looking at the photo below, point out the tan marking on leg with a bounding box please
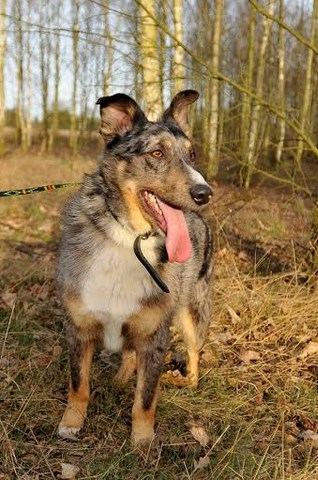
[114,349,136,385]
[131,365,159,447]
[171,307,200,388]
[58,340,94,439]
[59,340,94,429]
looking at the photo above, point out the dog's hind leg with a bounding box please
[162,307,200,389]
[114,348,136,385]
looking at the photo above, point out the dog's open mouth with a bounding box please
[140,190,192,263]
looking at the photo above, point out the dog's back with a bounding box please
[57,90,213,446]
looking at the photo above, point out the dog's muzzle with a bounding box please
[190,184,213,205]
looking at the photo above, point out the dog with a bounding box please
[57,90,213,446]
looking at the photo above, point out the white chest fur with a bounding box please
[81,239,157,351]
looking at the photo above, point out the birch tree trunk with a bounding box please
[15,0,27,149]
[39,0,50,153]
[158,0,167,105]
[244,0,275,188]
[295,0,318,168]
[0,0,6,156]
[240,4,255,179]
[49,1,60,152]
[275,0,286,166]
[206,0,224,180]
[69,0,79,155]
[103,0,113,96]
[25,0,32,151]
[172,0,185,95]
[139,0,162,120]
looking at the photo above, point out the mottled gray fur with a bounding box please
[57,90,213,445]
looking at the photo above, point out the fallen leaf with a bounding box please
[298,430,318,445]
[193,455,210,471]
[284,433,297,445]
[239,349,261,364]
[209,331,233,344]
[52,345,63,360]
[1,291,16,308]
[60,462,79,479]
[238,251,249,262]
[226,305,240,324]
[189,424,210,447]
[298,342,318,359]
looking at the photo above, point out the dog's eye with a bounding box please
[190,150,195,160]
[151,150,163,158]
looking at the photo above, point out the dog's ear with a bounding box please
[163,90,199,136]
[96,94,147,143]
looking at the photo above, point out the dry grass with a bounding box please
[1,151,318,479]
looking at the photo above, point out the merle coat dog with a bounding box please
[57,90,213,446]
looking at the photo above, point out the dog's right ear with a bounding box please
[96,94,147,143]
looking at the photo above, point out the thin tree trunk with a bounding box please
[131,1,142,104]
[39,3,50,154]
[25,0,32,151]
[172,0,184,95]
[295,0,318,168]
[49,1,60,152]
[240,4,255,179]
[206,0,224,180]
[0,0,6,156]
[275,0,286,166]
[244,0,275,188]
[15,0,27,149]
[103,0,113,96]
[69,0,79,155]
[158,0,167,104]
[139,0,162,120]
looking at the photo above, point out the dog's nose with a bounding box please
[190,184,213,205]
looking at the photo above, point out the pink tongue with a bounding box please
[157,198,192,263]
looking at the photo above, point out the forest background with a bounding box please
[1,1,318,479]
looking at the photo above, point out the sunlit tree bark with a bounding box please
[244,0,275,188]
[49,0,60,152]
[0,0,6,156]
[206,0,224,180]
[69,0,79,155]
[39,0,51,153]
[241,3,255,178]
[25,0,32,151]
[295,0,318,168]
[172,0,185,94]
[103,0,113,96]
[275,0,286,166]
[139,0,162,120]
[15,0,27,149]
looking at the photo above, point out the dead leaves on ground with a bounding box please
[187,420,211,475]
[59,463,80,480]
[188,421,210,448]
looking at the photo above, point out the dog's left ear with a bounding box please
[163,90,199,136]
[96,94,147,143]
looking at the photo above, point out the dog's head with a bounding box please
[96,91,212,263]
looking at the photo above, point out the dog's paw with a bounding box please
[57,424,80,441]
[161,370,198,389]
[131,429,155,448]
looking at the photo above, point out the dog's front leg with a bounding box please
[58,323,95,439]
[131,322,170,447]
